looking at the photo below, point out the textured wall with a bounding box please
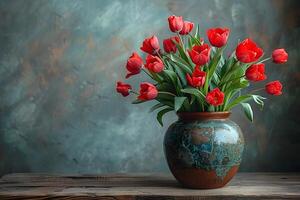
[0,0,299,176]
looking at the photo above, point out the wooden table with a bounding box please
[0,173,299,199]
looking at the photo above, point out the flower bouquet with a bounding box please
[116,15,287,125]
[115,15,288,189]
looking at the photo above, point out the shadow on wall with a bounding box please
[0,0,299,176]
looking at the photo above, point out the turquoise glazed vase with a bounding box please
[164,112,244,189]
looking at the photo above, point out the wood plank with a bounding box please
[0,173,299,199]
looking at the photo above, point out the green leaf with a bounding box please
[172,40,193,67]
[224,94,266,111]
[156,82,175,93]
[156,98,174,108]
[181,88,206,108]
[132,99,145,104]
[169,54,193,74]
[190,95,196,104]
[225,95,252,110]
[241,103,253,122]
[174,97,187,112]
[157,92,175,101]
[220,57,235,78]
[194,24,200,39]
[207,49,222,82]
[157,108,173,126]
[156,92,175,108]
[252,95,266,110]
[149,102,166,113]
[188,34,201,46]
[170,63,187,87]
[203,48,222,94]
[162,70,178,88]
[225,79,249,94]
[188,37,193,49]
[181,88,206,99]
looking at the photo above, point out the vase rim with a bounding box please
[177,111,231,121]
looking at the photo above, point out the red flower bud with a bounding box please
[125,52,143,79]
[116,81,132,97]
[236,38,263,63]
[145,55,164,73]
[168,15,184,32]
[186,67,206,87]
[265,80,282,96]
[207,27,230,47]
[272,48,288,64]
[206,88,224,106]
[245,63,267,82]
[179,21,194,35]
[188,44,211,66]
[138,82,158,100]
[163,36,180,53]
[140,35,160,55]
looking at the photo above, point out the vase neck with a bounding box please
[177,112,231,121]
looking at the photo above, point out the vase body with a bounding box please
[164,112,244,189]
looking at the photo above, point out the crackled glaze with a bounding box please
[164,114,244,188]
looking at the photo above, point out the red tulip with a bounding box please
[116,81,132,97]
[125,52,143,79]
[207,27,230,47]
[265,80,282,96]
[186,67,206,87]
[140,35,160,55]
[272,48,288,64]
[163,36,180,53]
[168,15,184,32]
[188,44,211,65]
[179,21,194,35]
[138,82,158,100]
[236,38,263,63]
[145,55,164,73]
[206,88,224,106]
[245,63,267,82]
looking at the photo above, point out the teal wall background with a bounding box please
[0,0,299,175]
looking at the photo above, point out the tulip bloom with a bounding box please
[116,81,132,97]
[138,82,158,100]
[140,35,160,55]
[206,88,224,106]
[188,44,211,65]
[272,48,288,64]
[179,21,194,35]
[236,38,263,63]
[207,27,230,47]
[245,63,267,82]
[125,52,143,79]
[145,55,164,73]
[186,67,206,87]
[163,36,180,53]
[168,15,184,32]
[265,80,282,96]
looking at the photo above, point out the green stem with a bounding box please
[248,87,264,93]
[219,75,245,86]
[158,91,176,97]
[177,33,184,48]
[257,57,271,63]
[156,51,168,70]
[130,90,139,95]
[142,68,154,79]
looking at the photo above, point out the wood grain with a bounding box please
[0,173,299,199]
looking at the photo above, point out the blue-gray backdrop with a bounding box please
[0,0,299,175]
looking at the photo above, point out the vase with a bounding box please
[163,112,244,189]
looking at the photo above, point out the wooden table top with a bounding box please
[0,173,299,199]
